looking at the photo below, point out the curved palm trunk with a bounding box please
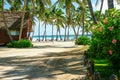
[76,26,80,39]
[87,0,97,24]
[67,26,70,40]
[58,27,62,41]
[108,0,114,9]
[38,20,41,42]
[72,26,77,40]
[31,26,35,40]
[51,24,54,41]
[98,0,104,20]
[42,23,47,41]
[19,0,27,40]
[82,1,85,36]
[27,17,32,38]
[64,25,67,41]
[2,0,13,41]
[56,27,59,41]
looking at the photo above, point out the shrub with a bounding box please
[7,39,33,48]
[75,36,91,45]
[88,9,120,68]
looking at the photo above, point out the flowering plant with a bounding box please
[88,9,120,68]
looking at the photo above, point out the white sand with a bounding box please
[0,41,83,57]
[0,41,86,80]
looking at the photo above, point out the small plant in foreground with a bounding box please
[7,39,33,48]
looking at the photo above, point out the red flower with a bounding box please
[109,26,114,31]
[112,39,117,44]
[109,50,112,55]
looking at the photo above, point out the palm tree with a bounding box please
[87,0,97,24]
[1,0,13,41]
[81,0,85,36]
[54,8,64,41]
[42,9,51,41]
[19,0,27,40]
[6,0,22,11]
[108,0,114,9]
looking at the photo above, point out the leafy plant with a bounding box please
[88,9,120,68]
[75,36,91,45]
[7,39,33,48]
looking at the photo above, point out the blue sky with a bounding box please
[4,0,120,36]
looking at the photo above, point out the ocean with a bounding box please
[33,35,91,41]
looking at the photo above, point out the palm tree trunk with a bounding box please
[38,20,41,42]
[27,17,31,38]
[98,0,104,20]
[56,27,59,41]
[87,0,97,24]
[72,26,77,40]
[42,23,47,41]
[67,26,70,40]
[108,0,114,9]
[58,27,62,41]
[76,26,80,38]
[64,25,67,41]
[19,0,27,40]
[82,1,85,36]
[45,24,47,41]
[2,0,13,41]
[51,24,54,41]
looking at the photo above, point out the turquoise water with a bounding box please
[33,35,91,41]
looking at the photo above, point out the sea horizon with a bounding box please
[33,34,91,41]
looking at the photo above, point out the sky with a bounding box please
[4,0,120,36]
[33,0,120,36]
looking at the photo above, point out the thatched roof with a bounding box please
[0,11,29,30]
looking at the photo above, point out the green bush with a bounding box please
[88,9,120,68]
[75,36,91,45]
[7,39,33,48]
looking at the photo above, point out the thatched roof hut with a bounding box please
[0,11,32,31]
[0,11,33,44]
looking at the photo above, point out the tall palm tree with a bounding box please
[6,0,22,11]
[54,8,64,41]
[1,0,13,41]
[42,9,51,41]
[81,0,85,36]
[87,0,97,24]
[19,0,27,40]
[108,0,114,9]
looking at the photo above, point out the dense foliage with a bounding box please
[88,9,120,68]
[75,36,91,45]
[7,39,33,48]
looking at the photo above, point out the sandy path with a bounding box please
[0,41,87,80]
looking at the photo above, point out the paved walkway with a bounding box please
[0,41,87,80]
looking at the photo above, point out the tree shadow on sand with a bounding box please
[0,49,87,80]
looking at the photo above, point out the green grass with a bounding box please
[94,59,120,80]
[94,59,109,66]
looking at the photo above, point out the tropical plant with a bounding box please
[7,39,33,48]
[88,9,120,69]
[75,36,91,45]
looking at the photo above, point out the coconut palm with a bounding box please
[108,0,114,9]
[6,0,22,11]
[53,8,64,41]
[19,0,27,40]
[42,9,52,41]
[87,0,97,24]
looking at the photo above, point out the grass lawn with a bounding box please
[94,59,120,80]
